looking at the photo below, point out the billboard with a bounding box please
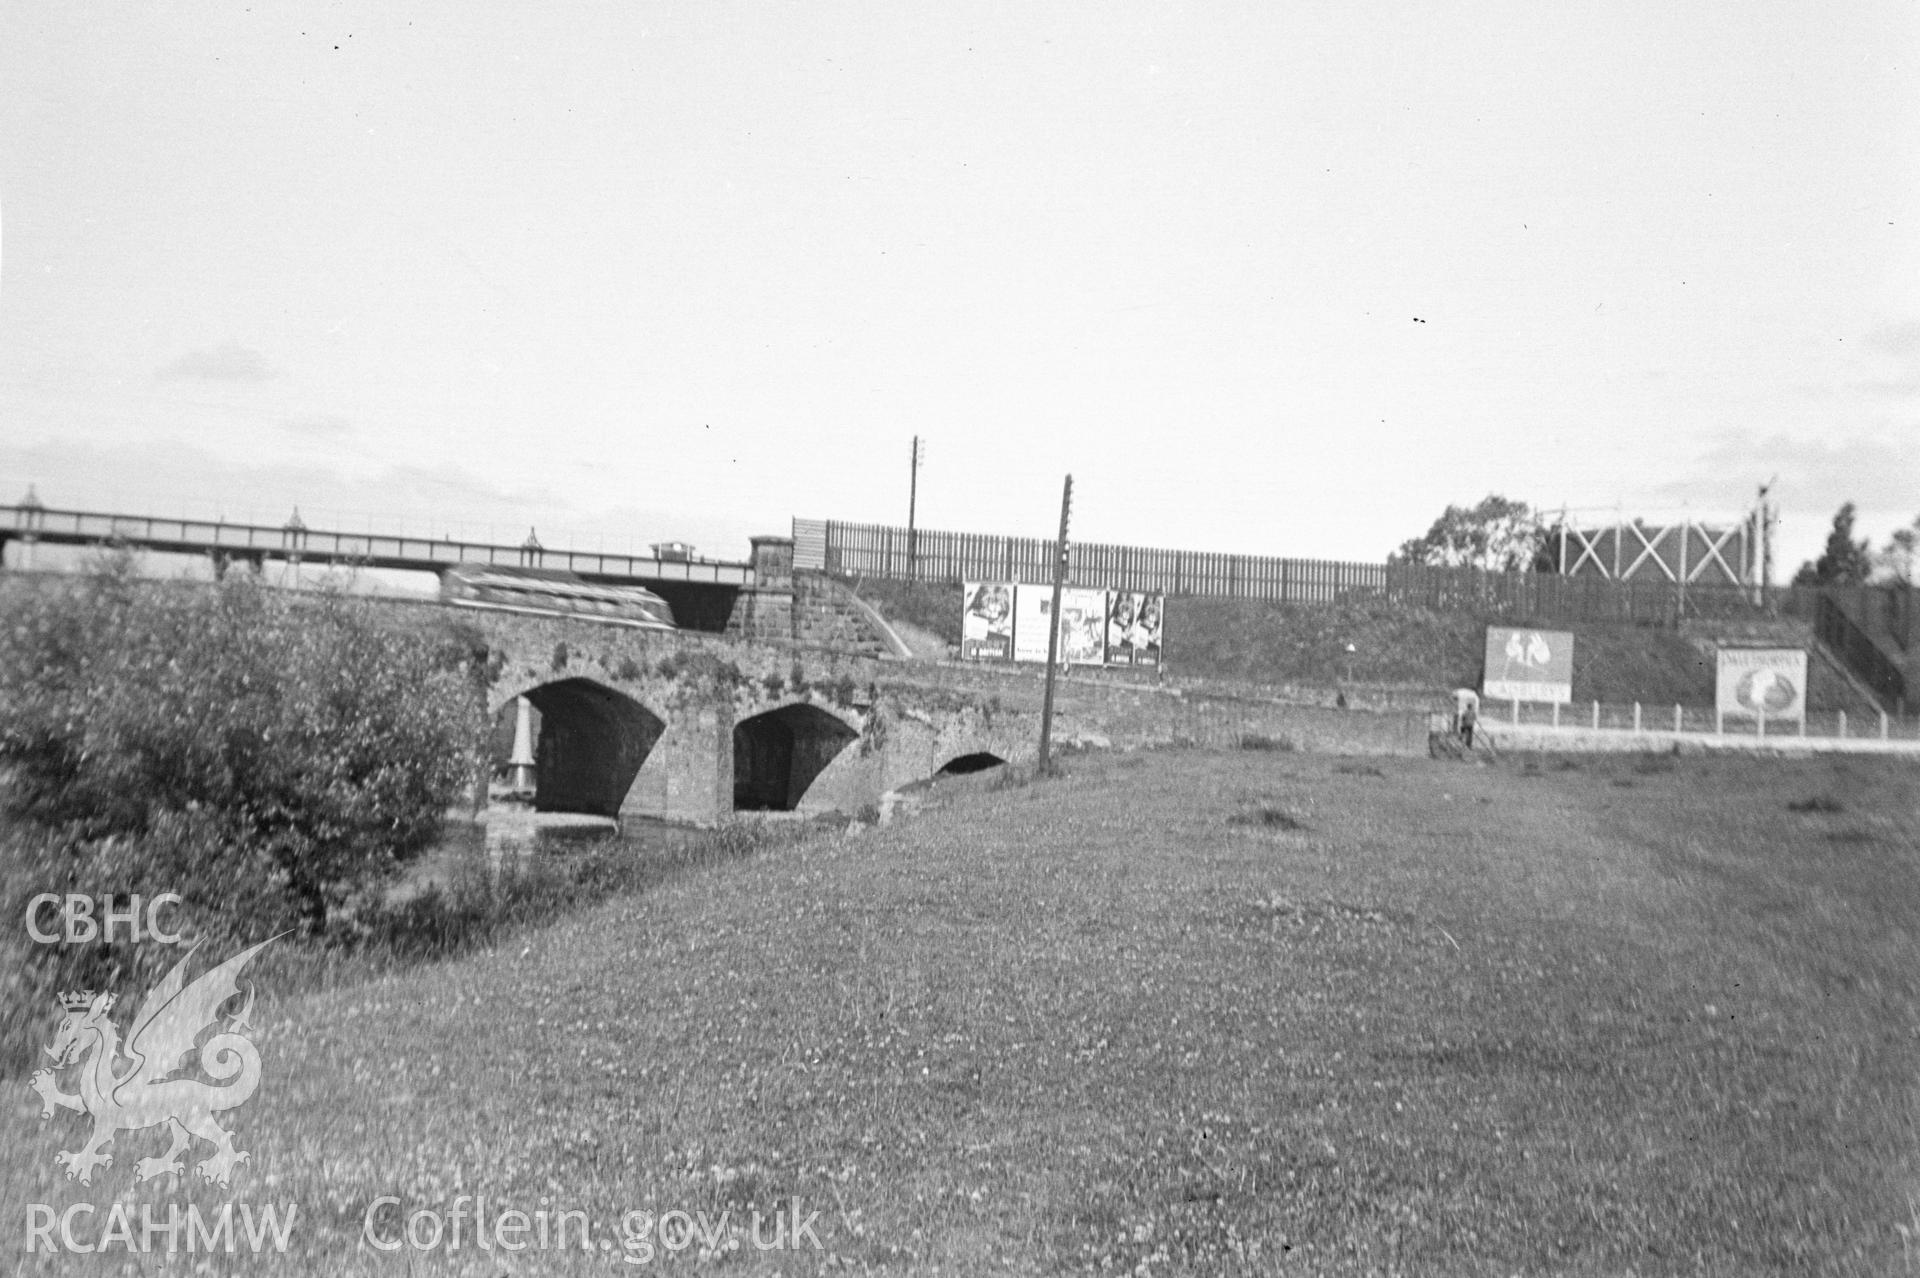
[1716,648,1806,722]
[1483,627,1574,703]
[1105,591,1165,666]
[960,582,1014,660]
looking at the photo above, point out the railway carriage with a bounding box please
[440,562,677,631]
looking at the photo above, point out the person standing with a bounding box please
[1453,687,1480,748]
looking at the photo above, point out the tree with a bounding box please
[1793,502,1872,586]
[1393,495,1548,572]
[1874,514,1920,584]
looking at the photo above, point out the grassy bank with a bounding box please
[8,750,1916,1274]
[1163,596,1729,706]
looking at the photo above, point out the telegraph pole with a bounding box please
[1037,474,1073,774]
[906,436,923,580]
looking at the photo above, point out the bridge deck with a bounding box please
[0,504,755,586]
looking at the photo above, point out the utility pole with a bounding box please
[1757,478,1775,607]
[1037,474,1073,775]
[907,435,924,580]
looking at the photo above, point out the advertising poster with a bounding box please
[1482,627,1574,703]
[1057,588,1108,665]
[1011,583,1055,663]
[1716,648,1807,721]
[959,581,1014,660]
[1105,591,1165,667]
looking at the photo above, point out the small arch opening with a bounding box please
[937,752,1007,776]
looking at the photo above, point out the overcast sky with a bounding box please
[2,3,1915,575]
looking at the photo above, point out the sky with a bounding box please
[2,2,1916,578]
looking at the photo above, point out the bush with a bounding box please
[653,648,748,692]
[1227,805,1309,830]
[0,560,485,939]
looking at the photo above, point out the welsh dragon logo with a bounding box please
[29,938,274,1187]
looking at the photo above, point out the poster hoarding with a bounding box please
[1715,648,1807,722]
[962,582,1168,668]
[960,582,1014,660]
[1482,627,1574,703]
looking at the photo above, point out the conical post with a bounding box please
[508,696,537,793]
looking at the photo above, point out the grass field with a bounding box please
[7,748,1918,1275]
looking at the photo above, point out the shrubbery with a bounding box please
[0,559,487,1055]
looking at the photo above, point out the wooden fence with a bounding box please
[800,518,1388,602]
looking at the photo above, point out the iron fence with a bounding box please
[1476,696,1920,742]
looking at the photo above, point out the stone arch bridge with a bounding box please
[392,600,1036,825]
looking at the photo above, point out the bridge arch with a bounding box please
[733,703,859,812]
[516,677,666,817]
